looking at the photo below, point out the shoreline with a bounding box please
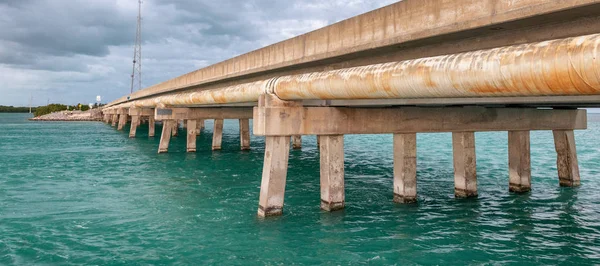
[27,110,103,122]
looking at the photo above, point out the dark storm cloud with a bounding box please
[0,0,397,106]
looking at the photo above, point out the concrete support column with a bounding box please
[117,113,128,131]
[148,115,156,137]
[508,131,531,193]
[553,130,581,187]
[111,114,118,127]
[171,121,179,137]
[186,120,198,153]
[452,132,477,198]
[393,133,417,203]
[239,119,250,150]
[212,119,224,150]
[258,136,291,217]
[199,120,205,130]
[320,135,345,212]
[158,120,174,154]
[292,136,302,149]
[129,115,140,138]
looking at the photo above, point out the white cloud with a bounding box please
[0,0,397,106]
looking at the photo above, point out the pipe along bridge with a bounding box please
[102,0,600,217]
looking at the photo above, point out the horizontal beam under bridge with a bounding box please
[253,107,586,136]
[154,107,253,121]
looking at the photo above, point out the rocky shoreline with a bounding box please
[29,110,103,121]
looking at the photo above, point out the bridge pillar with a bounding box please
[452,132,477,198]
[212,119,224,150]
[255,94,302,217]
[292,136,302,149]
[239,119,250,150]
[171,120,179,137]
[509,131,531,193]
[117,109,128,131]
[129,115,140,138]
[394,133,417,203]
[553,130,581,187]
[196,119,204,136]
[199,120,205,131]
[158,120,174,153]
[186,120,198,153]
[253,105,586,216]
[111,114,118,127]
[148,115,155,137]
[258,136,291,217]
[320,135,345,211]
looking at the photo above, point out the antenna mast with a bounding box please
[130,0,142,94]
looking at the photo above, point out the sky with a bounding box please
[0,0,397,106]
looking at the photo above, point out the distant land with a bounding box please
[0,105,35,113]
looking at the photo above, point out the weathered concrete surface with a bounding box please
[452,132,477,198]
[117,113,128,131]
[106,0,600,108]
[186,120,198,153]
[148,115,155,137]
[129,115,140,138]
[212,119,224,150]
[508,131,531,193]
[292,136,302,150]
[159,120,174,153]
[239,119,251,150]
[111,114,118,126]
[196,120,204,135]
[320,135,345,212]
[393,133,417,203]
[154,108,253,121]
[258,136,291,217]
[254,107,587,136]
[553,130,581,187]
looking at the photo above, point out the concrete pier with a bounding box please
[199,120,205,130]
[319,135,345,211]
[128,108,155,138]
[258,136,290,217]
[171,121,179,137]
[111,114,118,127]
[393,133,417,203]
[186,120,198,153]
[292,136,302,149]
[129,115,140,138]
[149,115,155,137]
[553,130,581,187]
[452,132,477,198]
[239,119,250,150]
[508,131,531,193]
[158,120,174,153]
[212,119,224,151]
[117,109,128,131]
[153,107,253,152]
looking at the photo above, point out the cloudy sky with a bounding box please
[0,0,397,106]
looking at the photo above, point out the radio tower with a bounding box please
[130,0,142,94]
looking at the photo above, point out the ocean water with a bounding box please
[1,112,600,265]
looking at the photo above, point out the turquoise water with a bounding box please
[1,112,600,265]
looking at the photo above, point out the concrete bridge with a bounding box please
[102,0,600,217]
